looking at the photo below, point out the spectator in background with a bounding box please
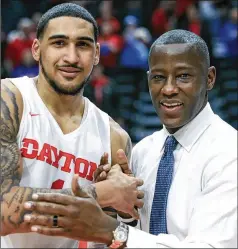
[175,1,200,33]
[199,0,221,21]
[1,28,8,78]
[4,17,35,73]
[209,1,238,58]
[96,1,121,34]
[175,0,195,18]
[151,0,176,38]
[85,64,120,121]
[98,20,124,76]
[123,15,139,42]
[125,1,143,24]
[31,12,43,31]
[175,3,214,65]
[10,48,39,78]
[228,7,238,57]
[119,26,152,127]
[184,4,201,35]
[120,27,151,70]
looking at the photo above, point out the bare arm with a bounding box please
[1,80,142,236]
[110,117,132,166]
[0,80,73,236]
[97,119,135,218]
[110,119,140,221]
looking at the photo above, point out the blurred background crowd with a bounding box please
[1,0,238,143]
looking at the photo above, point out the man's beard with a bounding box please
[40,56,90,96]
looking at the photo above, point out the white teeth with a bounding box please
[162,103,182,107]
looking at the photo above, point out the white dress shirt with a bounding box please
[127,103,237,248]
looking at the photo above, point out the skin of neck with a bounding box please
[35,73,85,117]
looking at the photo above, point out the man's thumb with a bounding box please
[116,149,132,174]
[116,149,127,164]
[71,174,89,198]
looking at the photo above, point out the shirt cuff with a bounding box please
[127,226,159,248]
[117,215,135,223]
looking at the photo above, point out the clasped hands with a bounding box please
[23,149,144,242]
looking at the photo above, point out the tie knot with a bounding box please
[164,136,178,153]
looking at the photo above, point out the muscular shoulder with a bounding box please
[109,117,132,164]
[1,78,23,136]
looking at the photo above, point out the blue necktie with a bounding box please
[149,136,178,235]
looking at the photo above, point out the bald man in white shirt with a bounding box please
[127,29,237,248]
[21,30,237,248]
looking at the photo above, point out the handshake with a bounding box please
[93,149,144,219]
[23,149,144,243]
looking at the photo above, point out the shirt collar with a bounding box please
[161,103,215,152]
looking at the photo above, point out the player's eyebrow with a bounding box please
[48,34,95,43]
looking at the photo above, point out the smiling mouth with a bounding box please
[58,68,81,73]
[160,102,183,108]
[57,68,82,79]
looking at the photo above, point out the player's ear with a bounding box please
[94,42,100,65]
[32,39,41,62]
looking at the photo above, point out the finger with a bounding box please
[99,152,109,165]
[111,164,122,172]
[137,190,144,199]
[99,171,107,180]
[31,193,76,205]
[93,164,111,182]
[136,178,144,187]
[94,171,107,183]
[93,166,104,181]
[127,173,134,177]
[128,207,140,220]
[30,226,66,236]
[72,174,89,198]
[24,214,71,228]
[102,164,111,172]
[134,199,144,209]
[24,201,69,216]
[116,149,130,173]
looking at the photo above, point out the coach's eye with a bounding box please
[179,74,190,78]
[151,75,165,81]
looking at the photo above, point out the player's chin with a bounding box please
[54,82,83,95]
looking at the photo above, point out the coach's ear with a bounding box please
[207,66,216,91]
[32,39,40,62]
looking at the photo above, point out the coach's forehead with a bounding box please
[152,43,196,56]
[150,43,205,70]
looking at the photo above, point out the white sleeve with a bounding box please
[127,226,214,248]
[127,154,237,248]
[129,146,137,176]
